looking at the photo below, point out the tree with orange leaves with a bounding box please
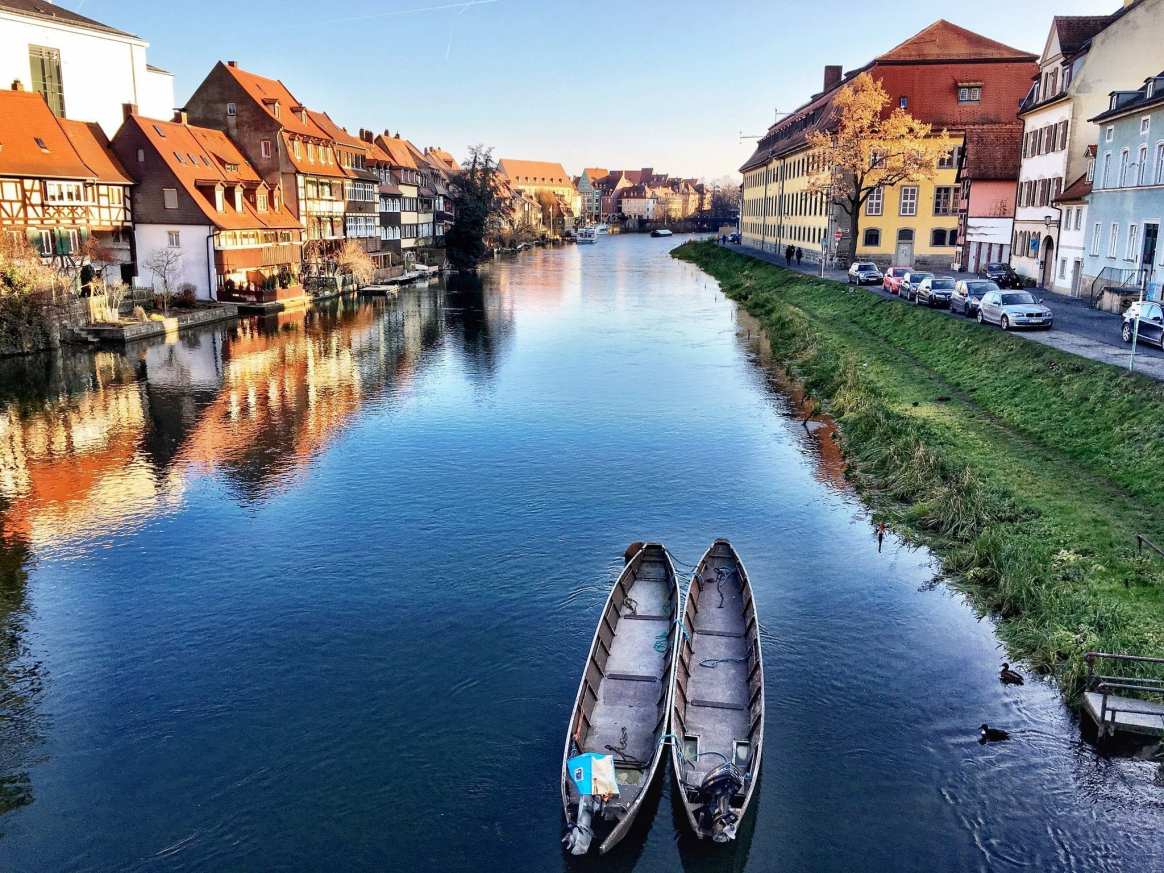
[808,72,955,263]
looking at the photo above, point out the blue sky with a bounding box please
[75,0,1111,180]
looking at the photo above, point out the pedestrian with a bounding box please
[876,521,887,553]
[796,247,803,266]
[785,244,794,265]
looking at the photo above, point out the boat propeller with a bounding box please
[697,762,744,842]
[563,795,599,855]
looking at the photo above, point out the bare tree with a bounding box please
[144,246,182,313]
[335,239,375,288]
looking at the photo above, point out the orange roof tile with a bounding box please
[130,115,301,231]
[499,159,573,186]
[0,89,95,179]
[376,134,418,169]
[218,62,329,140]
[877,20,1033,63]
[426,147,460,173]
[57,119,132,185]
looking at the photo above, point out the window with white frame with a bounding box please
[1127,224,1139,260]
[261,139,272,158]
[163,188,178,209]
[1090,222,1101,255]
[1108,222,1120,257]
[1064,207,1073,228]
[1138,145,1150,185]
[1102,152,1112,188]
[1141,117,1151,137]
[34,229,52,255]
[1059,257,1066,279]
[1105,126,1114,143]
[899,186,918,216]
[1119,149,1130,186]
[933,186,956,215]
[1157,142,1164,184]
[866,187,883,215]
[1074,208,1082,231]
[167,230,180,247]
[227,102,237,117]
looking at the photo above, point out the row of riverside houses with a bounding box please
[576,168,710,226]
[738,1,1164,307]
[0,1,458,309]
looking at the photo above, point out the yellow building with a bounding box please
[499,159,581,227]
[740,21,1037,269]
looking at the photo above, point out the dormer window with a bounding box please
[214,186,225,212]
[272,102,280,119]
[257,189,268,212]
[34,137,48,152]
[958,85,982,103]
[233,186,243,212]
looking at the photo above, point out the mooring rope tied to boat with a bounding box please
[699,656,748,669]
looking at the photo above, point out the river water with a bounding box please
[0,235,1158,872]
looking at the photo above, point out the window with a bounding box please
[167,230,180,247]
[1102,152,1112,188]
[1157,142,1164,184]
[28,46,65,116]
[1090,223,1101,256]
[35,229,52,256]
[1141,117,1151,137]
[931,229,949,246]
[293,139,302,160]
[958,86,981,102]
[1119,150,1131,186]
[861,228,880,247]
[162,187,178,209]
[899,186,918,216]
[1127,224,1139,260]
[257,190,268,212]
[1059,120,1069,151]
[899,96,909,109]
[227,102,237,117]
[1105,126,1114,143]
[1074,209,1082,231]
[1108,223,1120,257]
[933,186,956,215]
[1059,257,1067,279]
[261,139,272,158]
[1139,145,1150,185]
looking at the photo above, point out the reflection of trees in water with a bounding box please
[0,502,38,822]
[442,272,515,384]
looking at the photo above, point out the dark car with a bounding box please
[951,279,999,316]
[901,271,934,301]
[1122,300,1164,347]
[979,262,1022,289]
[728,232,741,244]
[915,276,956,307]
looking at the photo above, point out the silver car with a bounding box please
[976,289,1053,330]
[902,271,933,301]
[847,261,883,286]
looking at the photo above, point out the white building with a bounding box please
[1013,0,1164,293]
[0,0,173,138]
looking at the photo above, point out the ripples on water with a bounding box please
[0,236,1159,872]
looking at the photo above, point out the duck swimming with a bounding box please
[999,663,1024,686]
[979,724,1009,743]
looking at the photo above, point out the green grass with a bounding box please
[675,241,1164,699]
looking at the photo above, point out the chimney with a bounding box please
[227,60,238,68]
[11,79,23,91]
[122,102,138,121]
[173,110,188,125]
[359,128,373,143]
[823,65,843,92]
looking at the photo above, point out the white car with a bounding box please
[976,289,1053,330]
[847,262,883,285]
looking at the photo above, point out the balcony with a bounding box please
[214,243,302,271]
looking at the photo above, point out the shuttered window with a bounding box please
[29,46,65,117]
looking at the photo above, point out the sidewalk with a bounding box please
[722,242,1164,382]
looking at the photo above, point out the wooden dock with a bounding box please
[1082,652,1164,739]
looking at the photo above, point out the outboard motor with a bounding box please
[698,762,744,842]
[563,795,599,855]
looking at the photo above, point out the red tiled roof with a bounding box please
[426,147,460,173]
[500,159,573,186]
[218,62,328,140]
[377,134,418,169]
[0,89,100,180]
[57,119,132,185]
[129,115,301,231]
[1053,15,1113,57]
[877,19,1034,63]
[1055,172,1091,204]
[961,125,1022,180]
[308,111,365,150]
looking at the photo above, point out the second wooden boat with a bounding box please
[670,538,764,842]
[561,543,680,854]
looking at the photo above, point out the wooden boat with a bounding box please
[561,543,680,854]
[670,539,764,842]
[650,228,673,237]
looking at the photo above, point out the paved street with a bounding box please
[722,242,1164,381]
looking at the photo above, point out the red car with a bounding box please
[883,267,911,295]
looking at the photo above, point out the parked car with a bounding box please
[728,232,741,244]
[976,289,1053,330]
[951,279,998,316]
[902,271,934,301]
[847,261,884,285]
[915,276,956,307]
[883,267,911,295]
[1121,300,1164,346]
[978,262,1023,289]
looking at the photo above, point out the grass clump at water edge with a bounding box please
[674,241,1164,700]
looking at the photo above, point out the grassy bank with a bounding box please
[675,241,1164,698]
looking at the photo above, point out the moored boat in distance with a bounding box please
[561,543,680,855]
[596,223,610,234]
[670,539,764,843]
[577,227,599,245]
[650,228,673,237]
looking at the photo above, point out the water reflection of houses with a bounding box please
[443,277,516,384]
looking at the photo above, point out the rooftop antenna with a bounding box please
[740,109,792,142]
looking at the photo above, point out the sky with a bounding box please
[69,0,1116,180]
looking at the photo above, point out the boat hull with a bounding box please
[670,539,764,841]
[561,543,680,854]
